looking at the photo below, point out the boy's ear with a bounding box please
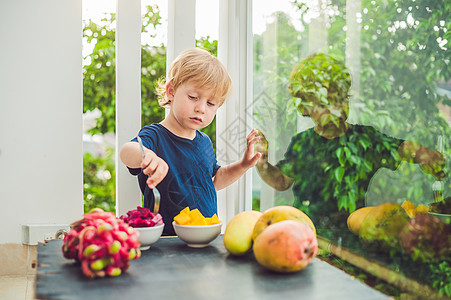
[166,82,175,100]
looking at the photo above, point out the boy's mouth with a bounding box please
[190,117,202,123]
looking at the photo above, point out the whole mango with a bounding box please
[359,202,409,251]
[347,206,375,235]
[253,220,318,273]
[224,210,263,256]
[252,205,316,241]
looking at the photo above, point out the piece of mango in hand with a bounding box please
[173,206,221,225]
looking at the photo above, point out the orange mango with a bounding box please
[173,206,221,225]
[173,213,191,225]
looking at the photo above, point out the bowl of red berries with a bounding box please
[120,206,164,250]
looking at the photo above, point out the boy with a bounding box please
[120,48,261,235]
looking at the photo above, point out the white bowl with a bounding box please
[172,221,222,248]
[428,212,451,224]
[134,224,164,250]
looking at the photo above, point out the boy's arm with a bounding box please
[213,162,250,191]
[120,141,145,169]
[398,141,446,180]
[120,141,169,188]
[255,160,294,191]
[213,129,262,191]
[253,130,294,191]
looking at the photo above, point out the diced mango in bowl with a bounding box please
[174,207,220,225]
[401,200,428,218]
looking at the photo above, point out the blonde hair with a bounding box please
[156,48,232,107]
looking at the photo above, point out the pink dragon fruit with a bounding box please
[120,206,164,228]
[62,208,141,279]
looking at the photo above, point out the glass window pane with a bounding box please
[252,0,450,297]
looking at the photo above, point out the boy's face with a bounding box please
[297,97,349,125]
[167,81,220,132]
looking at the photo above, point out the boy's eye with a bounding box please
[207,101,216,106]
[188,95,197,100]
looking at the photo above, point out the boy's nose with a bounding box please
[195,102,206,113]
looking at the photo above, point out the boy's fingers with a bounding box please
[247,128,258,140]
[144,158,159,176]
[249,152,262,166]
[146,169,165,188]
[156,161,169,178]
[141,156,149,169]
[248,136,260,146]
[143,157,168,188]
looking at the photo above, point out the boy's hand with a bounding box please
[241,129,263,169]
[417,148,447,180]
[141,150,169,189]
[254,129,269,167]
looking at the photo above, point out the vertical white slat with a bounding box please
[167,0,196,68]
[217,0,253,227]
[116,0,142,216]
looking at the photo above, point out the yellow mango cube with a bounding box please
[188,209,203,222]
[401,200,415,218]
[174,213,191,225]
[191,216,207,225]
[180,206,190,215]
[416,204,429,215]
[210,214,220,224]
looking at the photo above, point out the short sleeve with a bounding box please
[213,163,221,177]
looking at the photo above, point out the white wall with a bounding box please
[0,0,83,244]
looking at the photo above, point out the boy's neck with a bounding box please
[314,121,350,139]
[160,118,197,140]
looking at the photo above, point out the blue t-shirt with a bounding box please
[128,123,221,235]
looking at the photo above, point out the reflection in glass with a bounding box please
[255,53,445,228]
[251,0,451,297]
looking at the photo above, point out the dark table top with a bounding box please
[36,235,387,300]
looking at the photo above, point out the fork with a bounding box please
[137,136,161,214]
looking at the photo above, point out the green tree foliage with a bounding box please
[83,14,116,134]
[83,148,115,213]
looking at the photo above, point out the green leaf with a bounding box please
[344,147,351,159]
[319,87,328,98]
[336,147,346,165]
[334,167,345,183]
[336,147,343,160]
[358,138,370,150]
[363,160,373,171]
[348,143,358,154]
[349,155,360,165]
